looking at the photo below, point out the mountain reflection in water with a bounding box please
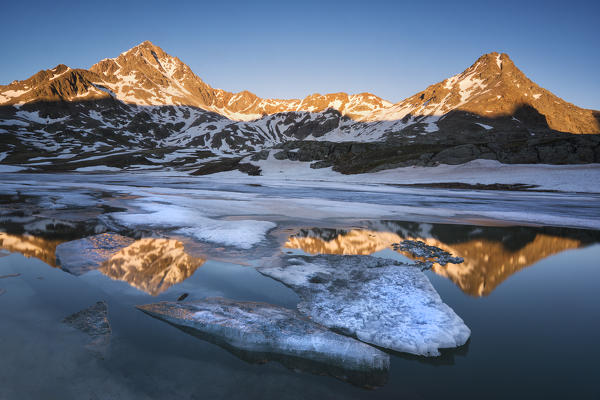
[284,222,599,296]
[0,232,65,268]
[0,233,205,295]
[99,238,205,295]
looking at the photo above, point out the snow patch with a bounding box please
[475,123,493,130]
[0,165,24,172]
[75,166,121,172]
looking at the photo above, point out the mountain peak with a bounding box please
[464,52,517,80]
[379,51,599,134]
[2,45,597,136]
[474,52,512,67]
[122,40,161,56]
[137,40,156,48]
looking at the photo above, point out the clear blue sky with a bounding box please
[1,0,598,109]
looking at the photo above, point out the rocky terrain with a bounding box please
[0,41,598,173]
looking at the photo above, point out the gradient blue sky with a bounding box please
[1,0,598,109]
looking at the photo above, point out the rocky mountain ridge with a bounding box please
[1,41,598,173]
[1,41,392,121]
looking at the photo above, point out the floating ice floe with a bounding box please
[137,297,389,385]
[258,254,471,356]
[55,233,134,275]
[112,202,276,249]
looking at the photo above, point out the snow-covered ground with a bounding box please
[227,156,600,194]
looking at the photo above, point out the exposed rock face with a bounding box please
[137,297,389,386]
[0,64,108,104]
[269,132,600,173]
[86,41,392,119]
[384,53,600,134]
[0,42,598,172]
[258,255,471,356]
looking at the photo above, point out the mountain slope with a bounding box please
[0,42,598,172]
[374,53,599,134]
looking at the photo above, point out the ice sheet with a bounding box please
[112,203,275,249]
[137,297,390,372]
[258,255,471,356]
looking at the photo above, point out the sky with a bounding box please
[1,0,598,109]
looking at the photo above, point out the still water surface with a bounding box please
[1,220,599,399]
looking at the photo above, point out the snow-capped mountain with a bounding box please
[374,52,599,134]
[0,41,598,172]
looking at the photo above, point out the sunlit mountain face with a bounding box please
[99,238,205,295]
[0,232,65,267]
[284,222,600,296]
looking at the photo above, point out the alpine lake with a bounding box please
[0,172,599,399]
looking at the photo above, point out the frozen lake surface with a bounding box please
[0,172,599,399]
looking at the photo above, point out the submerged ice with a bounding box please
[258,254,471,356]
[62,301,112,355]
[137,297,390,374]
